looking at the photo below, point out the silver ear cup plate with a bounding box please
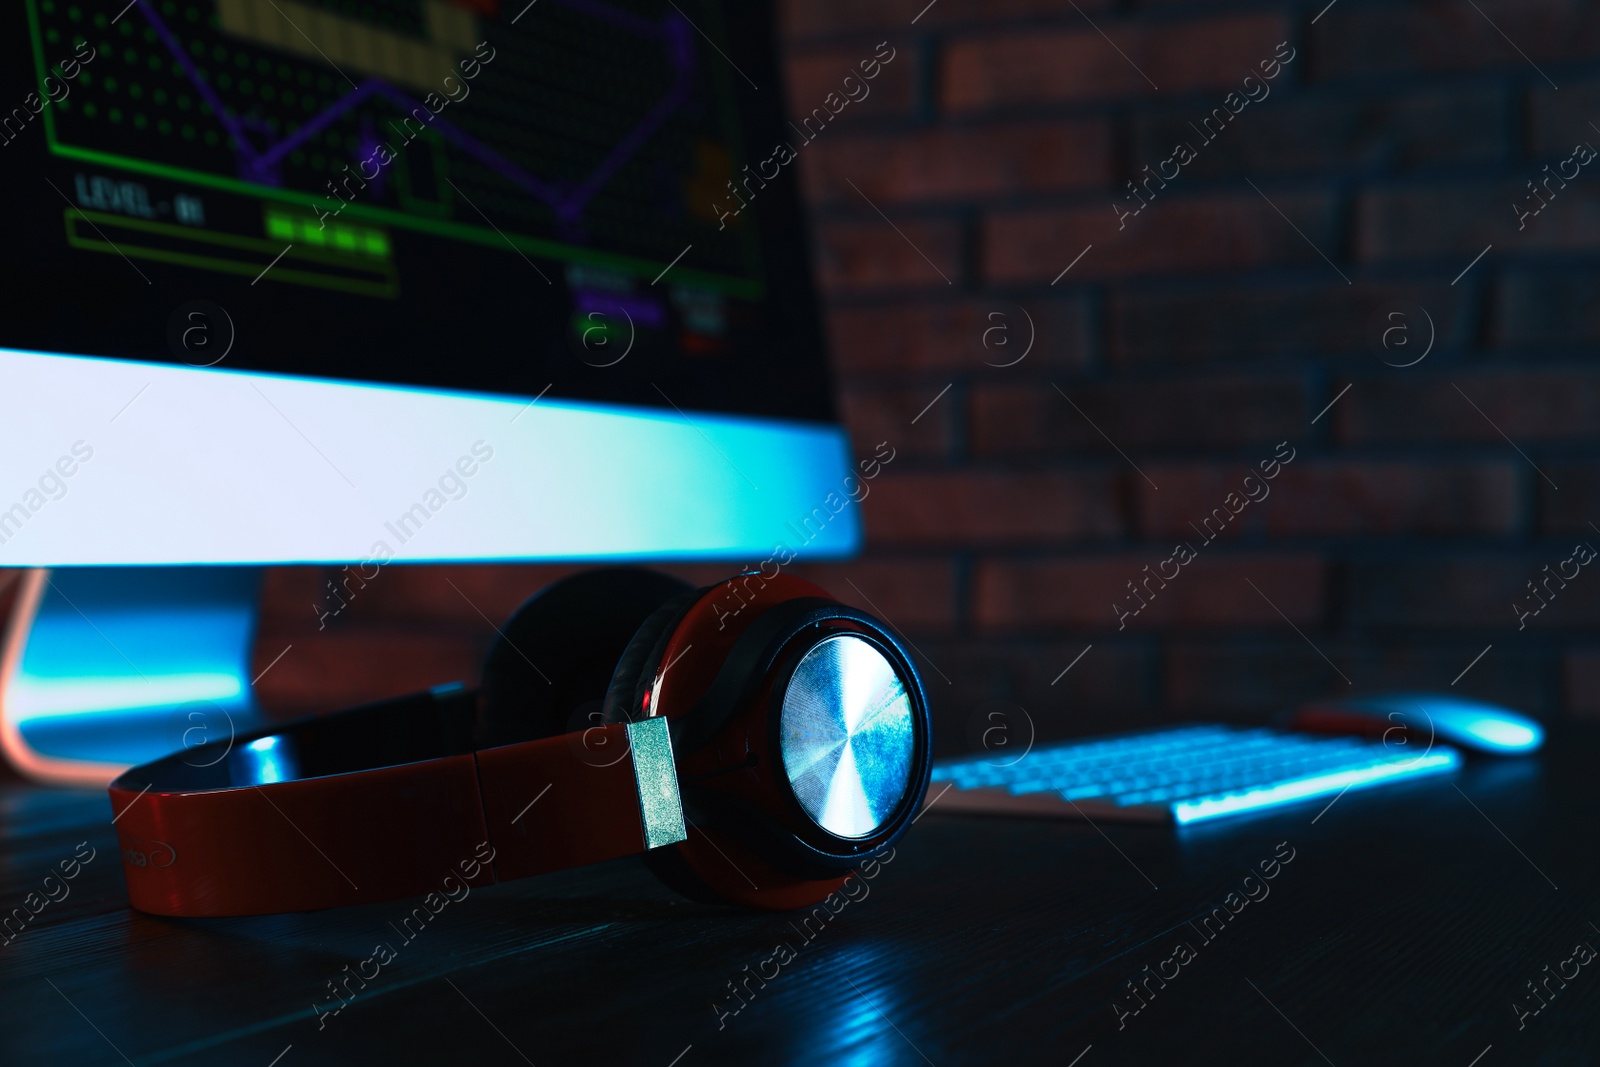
[779,634,916,839]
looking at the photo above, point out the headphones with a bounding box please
[108,568,932,916]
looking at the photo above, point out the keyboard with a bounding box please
[929,725,1462,825]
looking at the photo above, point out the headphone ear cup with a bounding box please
[599,588,701,725]
[592,582,775,907]
[641,834,742,906]
[476,568,692,748]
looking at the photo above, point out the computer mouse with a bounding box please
[1288,693,1544,755]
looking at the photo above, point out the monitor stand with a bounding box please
[0,567,264,787]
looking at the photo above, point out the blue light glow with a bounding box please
[12,587,255,725]
[1356,694,1546,754]
[10,568,260,769]
[10,672,243,719]
[1173,749,1461,824]
[1423,700,1543,752]
[1457,716,1540,751]
[239,735,292,784]
[0,346,861,564]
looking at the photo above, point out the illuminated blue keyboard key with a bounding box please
[929,725,1463,824]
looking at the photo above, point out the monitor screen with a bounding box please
[0,0,833,423]
[0,0,860,566]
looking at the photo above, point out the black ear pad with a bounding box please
[476,568,692,748]
[641,825,746,908]
[595,581,749,907]
[598,587,702,726]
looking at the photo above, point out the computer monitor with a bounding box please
[0,0,860,783]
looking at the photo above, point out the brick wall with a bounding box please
[256,0,1600,752]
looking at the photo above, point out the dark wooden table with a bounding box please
[3,726,1597,1066]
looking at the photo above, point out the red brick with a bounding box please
[971,376,1306,456]
[920,639,1160,758]
[1337,371,1600,444]
[1137,461,1523,540]
[1493,270,1600,347]
[839,383,955,459]
[1564,648,1600,716]
[1349,556,1600,628]
[1111,281,1470,364]
[814,216,963,292]
[785,557,958,633]
[974,553,1325,632]
[1528,79,1600,156]
[983,190,1338,285]
[800,120,1111,205]
[252,625,484,716]
[1131,86,1511,180]
[262,563,787,634]
[915,0,1116,26]
[1540,465,1600,534]
[944,14,1288,110]
[1164,638,1340,718]
[784,44,917,126]
[781,0,1112,40]
[778,1,920,39]
[864,469,1123,545]
[255,557,958,715]
[1165,639,1554,718]
[826,296,1092,374]
[1356,180,1600,262]
[1312,1,1600,82]
[270,564,587,629]
[257,566,330,626]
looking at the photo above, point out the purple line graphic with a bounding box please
[131,0,698,227]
